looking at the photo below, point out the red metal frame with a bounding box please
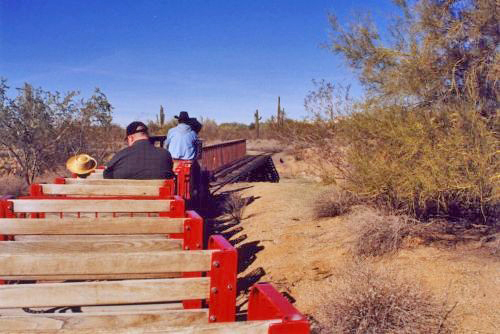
[174,161,192,200]
[0,199,14,284]
[0,200,5,241]
[208,235,238,322]
[0,200,4,284]
[248,283,310,333]
[180,210,204,250]
[179,210,205,309]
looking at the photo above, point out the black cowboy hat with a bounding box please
[188,117,202,133]
[174,111,190,122]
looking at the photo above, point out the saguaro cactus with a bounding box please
[254,109,262,138]
[157,105,165,127]
[276,97,285,127]
[277,96,281,126]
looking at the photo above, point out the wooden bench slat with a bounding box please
[0,250,212,277]
[86,173,103,179]
[64,179,168,185]
[0,303,183,315]
[2,273,182,280]
[41,184,161,196]
[80,302,184,313]
[0,320,278,333]
[43,213,161,218]
[0,217,184,235]
[0,309,207,330]
[14,235,169,241]
[0,278,210,308]
[0,239,182,253]
[10,199,173,213]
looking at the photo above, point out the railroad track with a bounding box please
[149,137,280,193]
[210,154,279,193]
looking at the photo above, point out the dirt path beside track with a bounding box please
[218,177,499,333]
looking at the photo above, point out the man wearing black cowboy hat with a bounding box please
[103,121,174,179]
[165,111,199,161]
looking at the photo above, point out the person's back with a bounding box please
[104,121,174,179]
[165,111,198,160]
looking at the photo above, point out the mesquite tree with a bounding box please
[0,80,113,184]
[327,0,498,121]
[320,0,499,222]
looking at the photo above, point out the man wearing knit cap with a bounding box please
[104,121,174,179]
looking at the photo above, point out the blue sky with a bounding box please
[0,0,400,126]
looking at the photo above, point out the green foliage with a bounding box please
[339,103,498,222]
[327,0,498,120]
[147,118,177,136]
[0,79,114,183]
[305,80,352,121]
[297,0,499,224]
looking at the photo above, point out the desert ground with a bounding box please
[212,151,499,333]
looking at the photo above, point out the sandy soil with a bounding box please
[218,178,499,333]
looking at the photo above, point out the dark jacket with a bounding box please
[103,139,174,179]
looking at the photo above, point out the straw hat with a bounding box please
[66,154,97,175]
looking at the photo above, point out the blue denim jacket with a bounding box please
[165,123,198,160]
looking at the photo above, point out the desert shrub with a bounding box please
[223,193,247,222]
[297,0,500,225]
[34,167,71,184]
[0,80,113,183]
[199,119,254,142]
[484,233,499,257]
[147,118,177,137]
[198,118,219,140]
[350,208,417,257]
[315,262,451,333]
[339,104,498,224]
[0,175,27,197]
[247,139,283,153]
[313,189,359,218]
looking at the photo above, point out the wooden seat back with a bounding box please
[69,165,185,199]
[29,177,175,197]
[0,282,310,333]
[0,173,310,332]
[0,235,241,331]
[0,196,185,219]
[63,178,169,185]
[0,202,202,253]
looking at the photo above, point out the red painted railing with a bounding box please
[199,139,246,172]
[150,136,246,173]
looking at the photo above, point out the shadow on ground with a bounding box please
[201,188,268,317]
